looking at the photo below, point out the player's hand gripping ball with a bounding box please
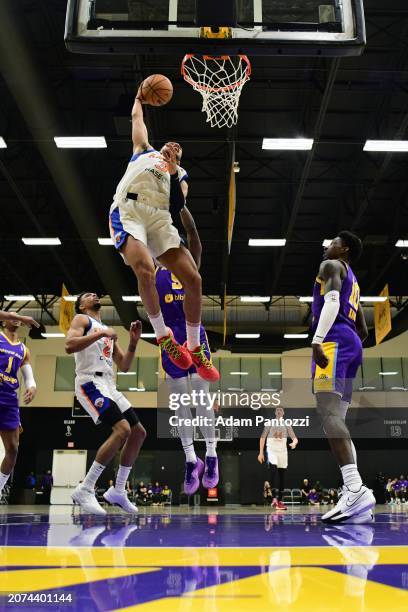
[139,74,173,107]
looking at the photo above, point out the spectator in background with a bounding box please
[328,488,338,505]
[152,481,162,505]
[301,479,310,505]
[126,480,132,495]
[385,478,397,504]
[162,484,171,503]
[314,480,322,494]
[308,488,320,505]
[26,472,36,489]
[392,477,403,504]
[41,470,53,504]
[263,481,273,505]
[136,481,148,505]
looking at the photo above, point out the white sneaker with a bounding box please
[321,485,375,523]
[72,485,107,516]
[103,486,138,514]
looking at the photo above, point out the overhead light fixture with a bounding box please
[118,371,137,376]
[4,295,34,301]
[122,295,142,302]
[22,237,61,246]
[359,386,376,391]
[396,240,408,247]
[299,296,313,303]
[0,137,7,148]
[322,239,332,247]
[268,372,282,376]
[98,237,113,245]
[364,140,408,152]
[360,296,387,303]
[248,239,286,247]
[391,387,407,391]
[128,387,146,392]
[379,371,398,376]
[240,296,270,303]
[41,332,65,338]
[235,333,260,339]
[262,138,313,150]
[233,161,240,173]
[284,333,309,339]
[230,372,248,375]
[54,136,107,149]
[63,295,77,302]
[141,333,156,338]
[261,388,278,391]
[227,387,244,391]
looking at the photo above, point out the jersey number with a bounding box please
[348,280,360,321]
[5,357,13,373]
[171,274,183,290]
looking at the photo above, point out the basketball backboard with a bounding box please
[65,0,365,57]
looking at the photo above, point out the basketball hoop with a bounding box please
[181,54,251,129]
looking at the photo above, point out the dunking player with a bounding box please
[109,83,219,383]
[311,231,375,523]
[0,310,39,498]
[157,206,218,495]
[258,406,298,510]
[66,293,146,515]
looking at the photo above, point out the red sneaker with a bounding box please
[276,500,287,510]
[187,343,220,382]
[271,498,278,508]
[158,329,192,370]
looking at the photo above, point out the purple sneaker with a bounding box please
[202,456,219,489]
[184,457,204,495]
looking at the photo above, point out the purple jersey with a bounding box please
[0,332,26,401]
[155,266,210,378]
[312,261,360,335]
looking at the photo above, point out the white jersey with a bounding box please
[114,148,188,210]
[74,316,114,378]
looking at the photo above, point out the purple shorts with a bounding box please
[161,324,210,379]
[311,325,362,402]
[0,397,20,431]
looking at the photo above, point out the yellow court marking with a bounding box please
[117,568,408,612]
[1,546,408,568]
[0,567,159,592]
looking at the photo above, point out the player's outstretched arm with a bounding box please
[0,310,39,328]
[180,206,202,270]
[356,303,368,341]
[65,315,117,354]
[312,260,343,368]
[131,87,150,154]
[113,321,142,372]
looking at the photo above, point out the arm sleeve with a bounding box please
[312,290,340,344]
[21,364,36,389]
[169,172,186,214]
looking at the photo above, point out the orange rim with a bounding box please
[181,54,251,93]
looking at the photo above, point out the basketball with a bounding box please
[141,74,173,107]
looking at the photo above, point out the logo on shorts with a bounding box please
[165,294,174,303]
[318,373,330,380]
[95,397,104,409]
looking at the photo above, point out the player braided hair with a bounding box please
[338,230,363,262]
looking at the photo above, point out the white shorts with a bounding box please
[75,375,131,424]
[109,198,181,260]
[267,445,288,469]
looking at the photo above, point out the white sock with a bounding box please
[82,461,105,491]
[206,440,217,457]
[0,471,10,493]
[183,442,197,463]
[340,463,362,493]
[186,322,201,350]
[149,311,168,340]
[115,465,132,494]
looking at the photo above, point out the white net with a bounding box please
[182,55,251,129]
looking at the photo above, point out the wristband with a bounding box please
[128,344,136,353]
